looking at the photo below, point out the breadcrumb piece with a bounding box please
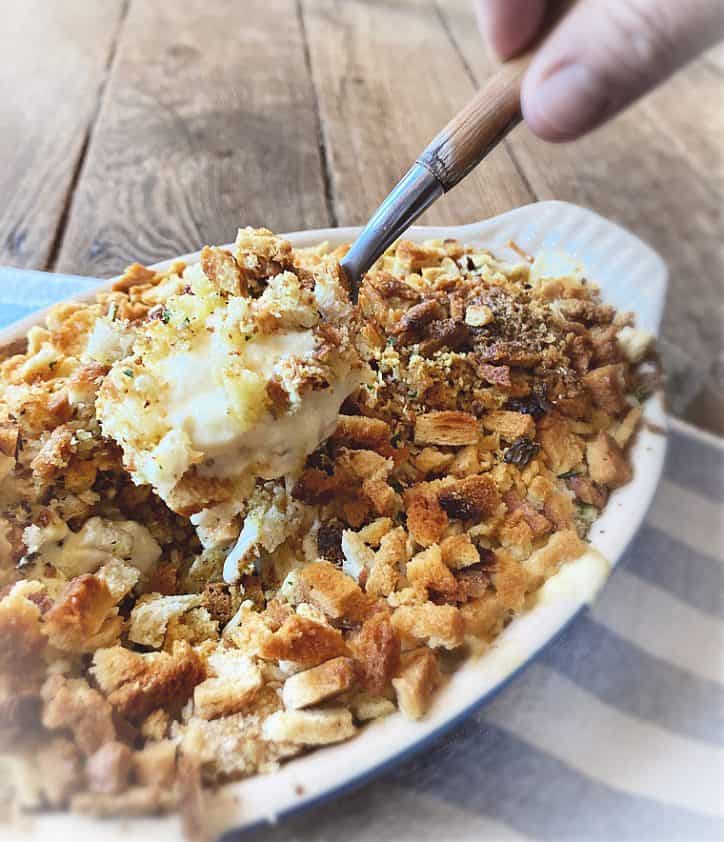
[481,410,535,440]
[132,739,178,789]
[140,708,171,741]
[85,741,133,795]
[440,534,480,570]
[0,581,46,694]
[349,693,396,721]
[415,447,455,476]
[492,551,528,611]
[193,651,263,720]
[260,614,348,668]
[41,675,116,756]
[332,415,392,451]
[128,593,202,648]
[91,641,205,722]
[392,649,441,720]
[587,431,633,488]
[262,708,357,745]
[43,574,118,653]
[282,656,355,709]
[583,364,628,414]
[349,611,401,695]
[438,475,502,521]
[391,602,464,650]
[538,413,585,476]
[298,561,370,621]
[407,544,456,594]
[96,559,140,602]
[404,484,449,547]
[366,527,406,597]
[341,529,376,583]
[522,530,586,591]
[460,593,506,640]
[414,411,479,446]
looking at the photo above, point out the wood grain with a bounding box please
[300,0,533,227]
[55,0,331,277]
[439,0,724,433]
[0,0,125,270]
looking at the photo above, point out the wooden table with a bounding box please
[2,0,722,433]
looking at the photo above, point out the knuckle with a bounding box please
[608,0,679,79]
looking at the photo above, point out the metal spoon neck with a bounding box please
[340,163,444,299]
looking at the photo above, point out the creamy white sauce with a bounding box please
[205,371,360,480]
[24,516,161,579]
[157,329,358,482]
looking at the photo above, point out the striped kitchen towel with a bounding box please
[1,275,722,842]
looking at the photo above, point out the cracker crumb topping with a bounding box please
[0,231,654,826]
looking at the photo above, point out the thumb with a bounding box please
[521,0,724,141]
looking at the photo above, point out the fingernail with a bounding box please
[530,63,610,140]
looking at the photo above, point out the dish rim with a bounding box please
[0,200,669,841]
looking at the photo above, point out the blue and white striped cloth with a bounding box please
[1,275,722,842]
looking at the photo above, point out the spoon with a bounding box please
[340,6,572,299]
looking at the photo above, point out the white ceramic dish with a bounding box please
[2,201,668,842]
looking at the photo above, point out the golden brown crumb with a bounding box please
[392,649,441,720]
[262,708,357,745]
[414,411,479,446]
[91,641,205,722]
[43,574,118,652]
[132,739,178,789]
[407,545,457,594]
[0,230,647,823]
[299,561,372,621]
[349,611,401,695]
[586,431,634,488]
[41,675,116,756]
[583,363,628,414]
[405,484,449,547]
[260,614,348,667]
[85,741,133,795]
[391,602,465,650]
[438,475,502,521]
[281,656,356,709]
[200,245,244,296]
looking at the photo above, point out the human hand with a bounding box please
[475,0,724,141]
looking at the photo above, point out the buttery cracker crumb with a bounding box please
[0,228,646,821]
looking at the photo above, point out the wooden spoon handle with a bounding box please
[417,0,575,191]
[416,54,530,192]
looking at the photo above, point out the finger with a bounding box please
[521,0,724,141]
[474,0,548,59]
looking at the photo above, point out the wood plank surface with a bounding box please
[0,0,721,433]
[439,0,724,432]
[55,0,331,277]
[301,0,533,227]
[0,0,125,270]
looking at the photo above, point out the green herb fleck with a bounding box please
[124,369,134,377]
[160,307,171,324]
[558,469,581,480]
